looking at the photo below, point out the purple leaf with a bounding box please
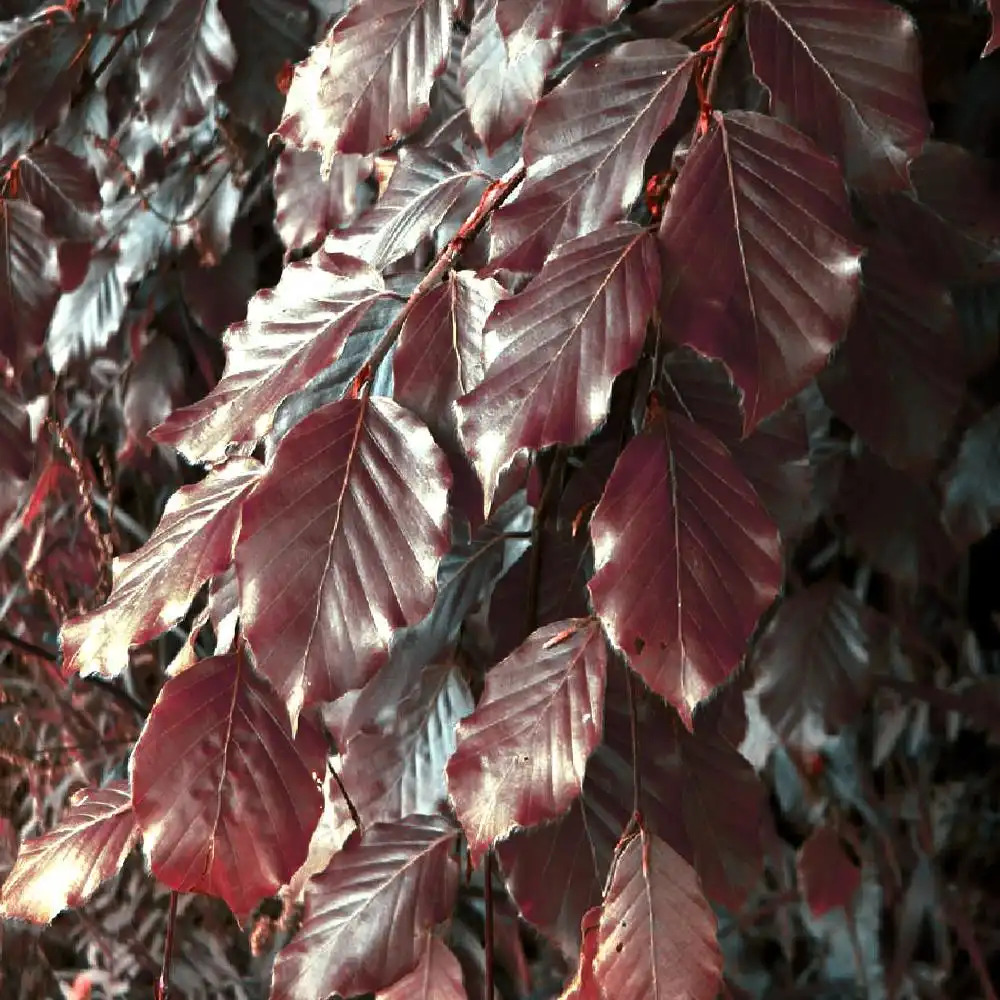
[820,228,965,470]
[325,144,481,270]
[270,815,460,1000]
[0,781,138,924]
[657,110,863,432]
[235,395,452,727]
[13,143,101,241]
[394,269,506,451]
[0,199,59,374]
[746,0,929,189]
[151,253,389,463]
[750,582,882,750]
[588,410,782,727]
[0,388,32,483]
[495,0,627,40]
[592,826,723,1000]
[60,459,261,679]
[131,652,325,920]
[376,935,468,1000]
[273,147,373,252]
[796,827,862,917]
[460,0,561,155]
[459,223,659,510]
[447,619,607,863]
[138,0,237,142]
[340,660,474,825]
[988,0,1000,55]
[277,0,453,162]
[490,39,694,271]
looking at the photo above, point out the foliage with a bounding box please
[1,0,1000,998]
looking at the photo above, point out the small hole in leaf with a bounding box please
[615,941,623,953]
[634,636,645,654]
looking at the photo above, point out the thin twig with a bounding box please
[156,891,179,1000]
[484,849,495,1000]
[330,761,363,835]
[626,665,641,817]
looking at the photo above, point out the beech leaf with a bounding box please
[796,827,862,917]
[658,110,863,432]
[0,781,138,924]
[376,936,468,1000]
[235,395,452,728]
[459,223,659,510]
[151,253,390,463]
[138,0,237,142]
[277,0,453,163]
[269,815,460,1000]
[13,143,101,241]
[592,826,723,1000]
[60,459,261,679]
[587,410,782,727]
[131,652,325,920]
[447,619,607,863]
[489,39,694,271]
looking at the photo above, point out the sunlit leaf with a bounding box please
[376,935,468,1000]
[0,781,138,924]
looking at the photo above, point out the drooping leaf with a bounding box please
[12,143,101,240]
[394,269,506,451]
[745,0,930,188]
[942,406,1000,546]
[273,147,373,253]
[235,395,452,727]
[820,229,965,470]
[60,459,261,679]
[460,224,659,510]
[797,827,862,917]
[270,815,460,1000]
[658,110,863,432]
[277,0,453,163]
[588,409,782,727]
[489,39,694,271]
[217,0,314,134]
[0,781,138,924]
[340,660,474,825]
[592,826,723,1000]
[131,652,325,920]
[495,0,628,38]
[376,935,468,1000]
[151,253,390,463]
[750,582,882,750]
[325,143,481,270]
[447,619,607,862]
[138,0,237,142]
[460,0,561,154]
[0,199,60,373]
[0,13,95,160]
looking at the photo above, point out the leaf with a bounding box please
[13,143,101,240]
[460,0,561,155]
[277,0,453,163]
[131,652,325,920]
[376,936,468,1000]
[489,39,694,271]
[0,781,138,924]
[151,253,390,463]
[558,907,602,1000]
[750,582,882,750]
[60,459,260,679]
[235,395,451,727]
[447,619,607,863]
[592,826,722,1000]
[0,388,32,483]
[138,0,237,142]
[217,0,314,134]
[0,199,60,373]
[588,410,782,727]
[988,0,1000,56]
[273,148,373,252]
[820,228,965,470]
[943,407,1000,546]
[340,660,475,825]
[745,0,929,189]
[0,14,95,160]
[796,827,862,918]
[270,815,460,1000]
[394,269,506,451]
[325,143,480,270]
[496,0,628,38]
[657,110,863,432]
[45,250,126,375]
[459,224,659,510]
